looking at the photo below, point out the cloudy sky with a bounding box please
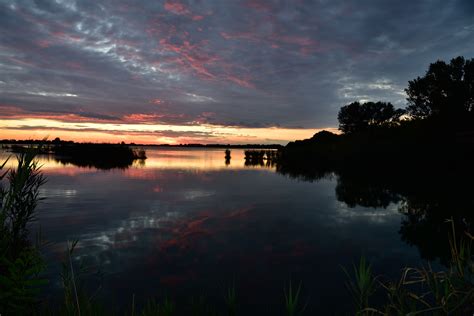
[1,0,473,144]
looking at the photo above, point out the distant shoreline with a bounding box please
[0,139,283,149]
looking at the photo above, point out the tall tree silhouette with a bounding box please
[406,56,474,120]
[337,101,403,134]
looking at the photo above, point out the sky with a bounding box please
[1,0,473,144]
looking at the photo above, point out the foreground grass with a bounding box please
[344,220,474,315]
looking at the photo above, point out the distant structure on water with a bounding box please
[225,149,231,165]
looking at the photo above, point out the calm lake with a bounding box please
[1,147,437,314]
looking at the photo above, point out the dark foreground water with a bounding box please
[1,148,444,314]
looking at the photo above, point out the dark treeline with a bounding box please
[276,56,474,263]
[279,56,474,173]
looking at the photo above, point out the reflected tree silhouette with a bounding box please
[275,159,474,264]
[335,173,401,208]
[225,149,231,166]
[243,150,278,168]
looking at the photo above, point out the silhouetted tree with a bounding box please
[406,56,474,120]
[337,101,403,134]
[309,130,339,143]
[335,174,401,208]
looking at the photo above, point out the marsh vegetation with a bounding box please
[5,141,147,170]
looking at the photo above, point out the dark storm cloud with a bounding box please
[1,0,473,129]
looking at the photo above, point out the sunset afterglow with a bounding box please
[0,117,328,144]
[3,1,471,143]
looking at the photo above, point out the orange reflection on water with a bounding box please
[0,148,275,176]
[137,148,269,171]
[0,151,95,176]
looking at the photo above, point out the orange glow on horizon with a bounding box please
[0,118,338,145]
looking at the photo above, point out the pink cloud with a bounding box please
[64,61,83,70]
[225,75,255,89]
[220,31,258,42]
[277,35,316,46]
[9,57,37,68]
[52,31,82,42]
[122,113,165,122]
[0,105,123,124]
[147,18,255,89]
[150,98,164,105]
[220,26,329,56]
[36,40,51,48]
[193,111,216,124]
[163,1,206,21]
[164,0,191,16]
[158,38,218,79]
[244,0,273,11]
[122,112,187,124]
[0,105,25,116]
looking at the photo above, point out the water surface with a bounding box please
[1,148,431,314]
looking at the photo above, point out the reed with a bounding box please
[140,297,175,316]
[0,149,47,314]
[341,257,377,314]
[284,280,305,316]
[343,219,474,315]
[223,282,237,316]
